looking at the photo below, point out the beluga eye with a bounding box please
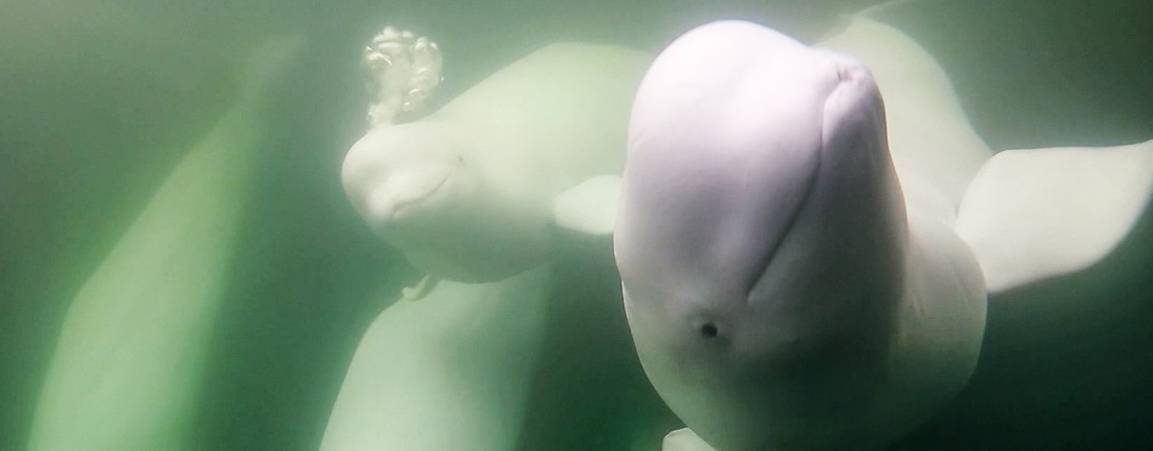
[699,322,719,339]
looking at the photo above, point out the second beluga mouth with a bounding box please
[367,169,451,223]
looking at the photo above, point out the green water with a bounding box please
[2,1,1152,450]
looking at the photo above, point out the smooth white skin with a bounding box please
[616,21,986,450]
[955,141,1153,292]
[342,44,649,282]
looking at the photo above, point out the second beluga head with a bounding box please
[341,27,649,284]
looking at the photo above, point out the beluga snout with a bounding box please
[342,122,462,227]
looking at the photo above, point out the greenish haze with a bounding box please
[2,1,1152,451]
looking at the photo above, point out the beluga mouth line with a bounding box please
[743,141,821,302]
[390,171,450,219]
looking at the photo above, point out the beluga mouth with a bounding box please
[369,170,451,223]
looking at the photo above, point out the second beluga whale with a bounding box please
[606,17,1153,451]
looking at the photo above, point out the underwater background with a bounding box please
[2,0,1152,450]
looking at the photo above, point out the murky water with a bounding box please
[2,1,1152,450]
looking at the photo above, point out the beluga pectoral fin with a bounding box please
[956,139,1153,293]
[552,174,622,236]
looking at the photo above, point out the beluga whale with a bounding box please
[608,17,1153,451]
[325,26,663,451]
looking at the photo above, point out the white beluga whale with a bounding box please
[324,26,663,451]
[611,17,1153,451]
[341,27,649,284]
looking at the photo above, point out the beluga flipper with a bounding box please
[614,16,1153,451]
[954,142,1153,293]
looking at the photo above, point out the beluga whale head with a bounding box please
[341,28,649,283]
[615,20,909,450]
